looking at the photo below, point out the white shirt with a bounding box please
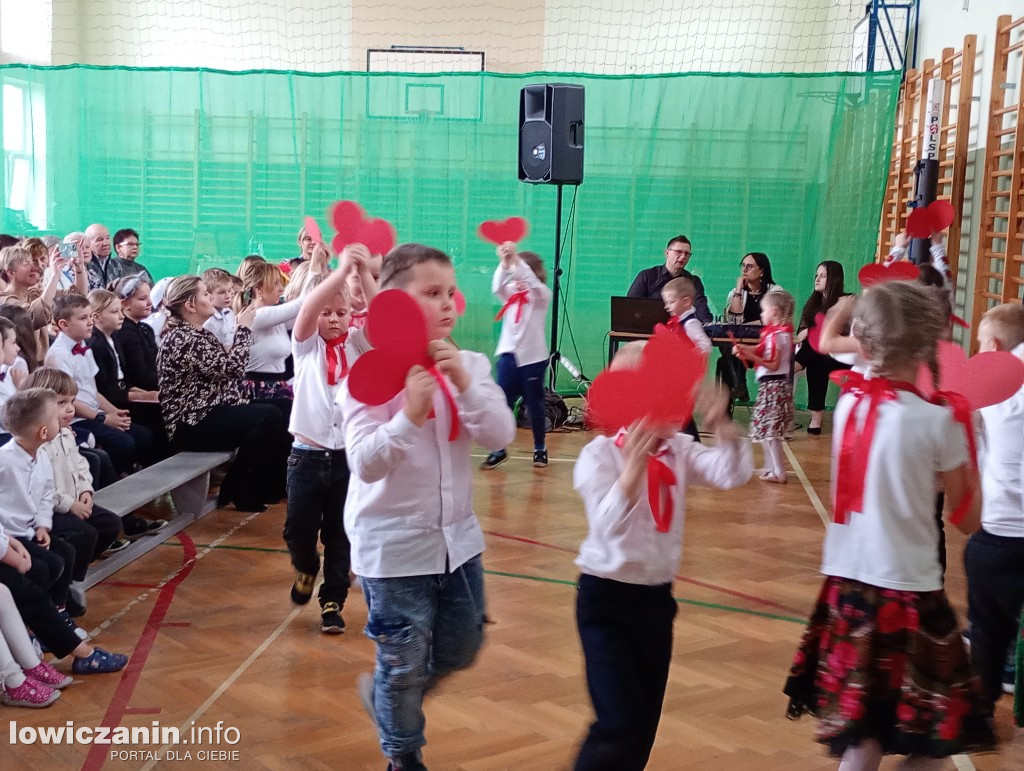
[247,299,302,374]
[203,307,236,348]
[979,344,1024,537]
[0,522,8,561]
[0,440,55,535]
[289,333,348,449]
[0,362,16,430]
[755,329,792,380]
[574,432,752,585]
[674,310,712,354]
[143,310,169,345]
[340,350,517,578]
[492,261,551,366]
[45,332,101,414]
[822,390,968,591]
[43,427,93,514]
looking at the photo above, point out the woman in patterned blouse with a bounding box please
[157,276,286,512]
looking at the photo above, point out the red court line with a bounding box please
[484,529,806,616]
[80,533,197,771]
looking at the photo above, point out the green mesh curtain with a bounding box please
[0,65,900,387]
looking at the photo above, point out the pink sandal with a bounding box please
[2,678,60,708]
[24,661,73,689]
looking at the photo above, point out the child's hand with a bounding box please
[35,527,51,549]
[497,242,516,266]
[69,501,91,520]
[310,243,330,274]
[403,365,438,426]
[4,538,31,574]
[696,383,732,434]
[79,491,94,512]
[350,243,373,273]
[428,340,470,392]
[619,419,661,501]
[894,231,910,250]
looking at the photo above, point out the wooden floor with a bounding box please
[8,409,1024,770]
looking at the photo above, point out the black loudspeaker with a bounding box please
[518,84,584,185]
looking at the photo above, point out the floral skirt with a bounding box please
[750,378,793,442]
[784,576,994,757]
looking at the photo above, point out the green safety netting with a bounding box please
[1,64,900,397]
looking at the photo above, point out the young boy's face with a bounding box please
[31,400,60,444]
[1,328,19,367]
[662,291,692,318]
[209,282,231,311]
[318,293,351,341]
[56,393,76,428]
[977,319,999,353]
[404,261,457,341]
[59,306,94,342]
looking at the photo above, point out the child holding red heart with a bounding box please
[573,342,752,770]
[283,243,365,635]
[346,249,383,330]
[732,288,795,484]
[338,244,516,771]
[785,280,991,769]
[480,241,552,471]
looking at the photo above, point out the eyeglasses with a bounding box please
[667,248,691,256]
[741,263,758,271]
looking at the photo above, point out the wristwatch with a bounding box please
[95,411,107,423]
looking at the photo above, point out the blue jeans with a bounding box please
[495,353,547,451]
[360,554,486,758]
[284,446,351,607]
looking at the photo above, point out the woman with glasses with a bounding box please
[719,252,780,402]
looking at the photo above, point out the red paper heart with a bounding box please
[807,312,826,353]
[478,217,529,245]
[304,216,324,245]
[906,200,956,238]
[330,200,397,257]
[915,340,1024,410]
[586,327,706,432]
[348,290,432,406]
[858,261,919,288]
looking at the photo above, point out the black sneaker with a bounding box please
[101,538,131,557]
[320,602,345,635]
[58,609,88,641]
[480,450,508,470]
[533,450,548,468]
[66,591,87,619]
[123,515,169,540]
[290,573,315,605]
[386,751,427,771]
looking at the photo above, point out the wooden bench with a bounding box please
[84,451,234,588]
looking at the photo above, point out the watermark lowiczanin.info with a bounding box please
[9,721,241,761]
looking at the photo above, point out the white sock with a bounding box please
[766,439,785,478]
[839,739,883,771]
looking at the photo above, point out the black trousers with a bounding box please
[964,528,1024,714]
[574,574,677,771]
[794,343,850,412]
[52,506,122,580]
[17,536,75,609]
[0,559,82,659]
[283,447,352,607]
[81,446,117,489]
[173,403,285,507]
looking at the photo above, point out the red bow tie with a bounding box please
[495,290,530,324]
[831,371,976,526]
[324,333,349,386]
[71,342,89,356]
[615,432,677,532]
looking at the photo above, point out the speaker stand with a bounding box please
[548,183,586,391]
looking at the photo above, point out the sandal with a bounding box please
[2,678,60,708]
[759,470,788,484]
[72,647,129,675]
[23,661,73,689]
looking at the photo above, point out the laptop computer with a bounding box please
[610,296,669,334]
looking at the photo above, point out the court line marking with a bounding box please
[784,439,978,771]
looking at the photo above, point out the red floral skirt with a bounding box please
[750,378,793,441]
[784,576,994,757]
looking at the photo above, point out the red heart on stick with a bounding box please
[348,290,432,406]
[330,200,397,257]
[906,200,956,238]
[915,340,1024,410]
[586,327,707,433]
[304,216,324,246]
[858,261,919,288]
[478,217,529,245]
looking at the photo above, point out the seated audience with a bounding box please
[112,275,159,392]
[627,235,711,323]
[201,268,236,348]
[112,229,153,284]
[83,224,144,290]
[0,244,66,365]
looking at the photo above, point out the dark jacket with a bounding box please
[626,265,712,324]
[89,329,131,410]
[113,317,159,392]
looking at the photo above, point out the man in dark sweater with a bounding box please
[626,235,712,323]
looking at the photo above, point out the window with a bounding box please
[3,80,46,229]
[0,0,51,63]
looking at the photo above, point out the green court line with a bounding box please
[160,542,803,624]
